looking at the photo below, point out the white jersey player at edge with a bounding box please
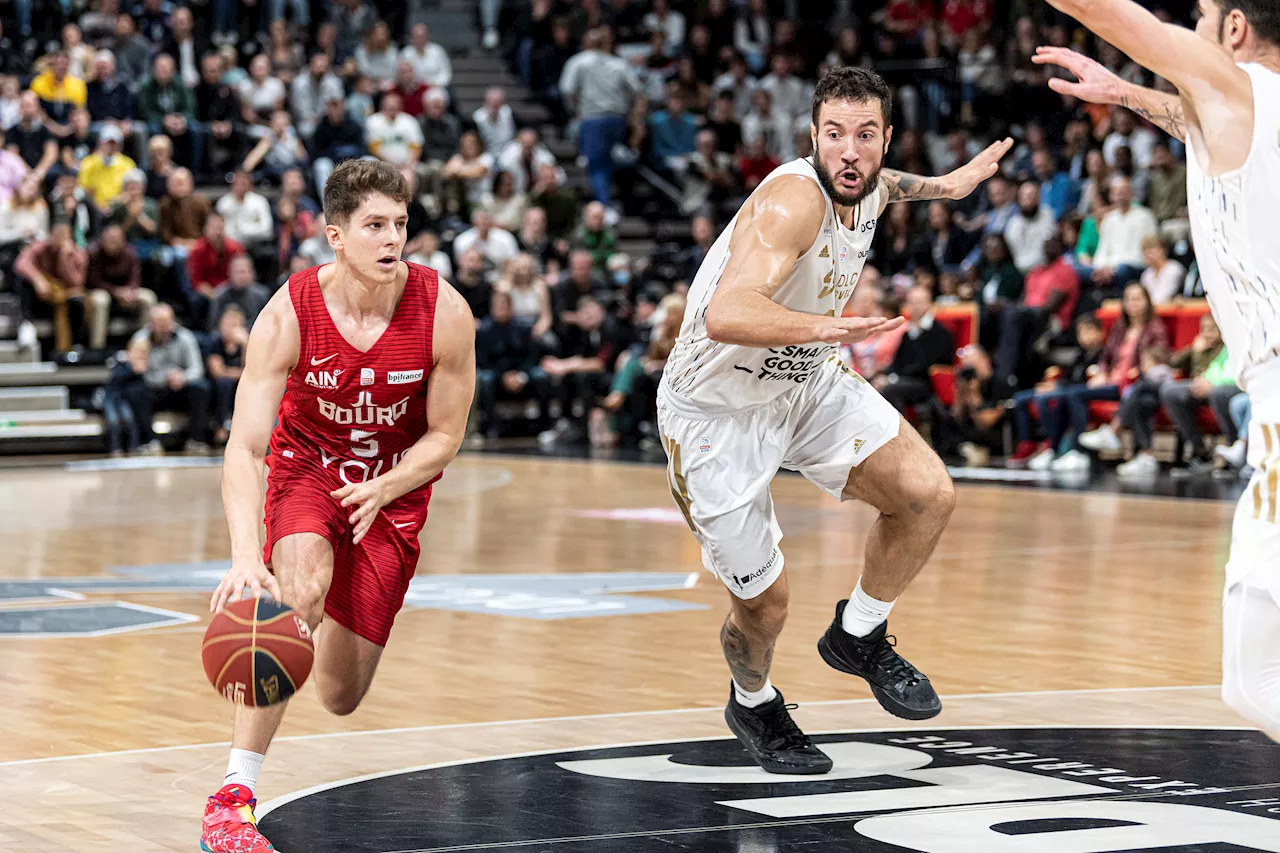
[657,66,1013,774]
[1035,0,1280,741]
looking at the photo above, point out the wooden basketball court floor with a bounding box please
[0,454,1275,852]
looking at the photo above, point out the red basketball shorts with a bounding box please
[262,456,433,646]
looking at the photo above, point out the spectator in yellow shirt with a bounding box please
[30,52,88,128]
[78,126,136,212]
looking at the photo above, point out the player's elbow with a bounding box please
[704,303,734,343]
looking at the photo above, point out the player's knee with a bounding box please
[733,579,789,633]
[899,459,956,525]
[1222,668,1280,733]
[318,682,367,717]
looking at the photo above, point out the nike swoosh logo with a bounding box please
[393,521,415,529]
[311,354,338,366]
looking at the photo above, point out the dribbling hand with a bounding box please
[815,315,907,346]
[211,557,282,613]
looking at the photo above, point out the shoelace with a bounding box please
[761,702,813,751]
[870,634,922,686]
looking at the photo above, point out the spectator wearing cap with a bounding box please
[86,51,144,165]
[291,53,346,142]
[9,92,58,183]
[85,223,157,350]
[312,96,368,192]
[194,53,242,180]
[138,54,203,172]
[473,87,516,155]
[559,27,643,205]
[31,51,88,129]
[401,23,452,89]
[78,124,136,213]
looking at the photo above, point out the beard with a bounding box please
[812,155,882,208]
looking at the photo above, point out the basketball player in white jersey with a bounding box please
[658,66,1013,773]
[1034,0,1280,740]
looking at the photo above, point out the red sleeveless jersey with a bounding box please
[269,262,439,490]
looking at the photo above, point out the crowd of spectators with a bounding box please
[0,0,1243,475]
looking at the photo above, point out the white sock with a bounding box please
[733,677,778,708]
[841,578,895,638]
[224,748,265,794]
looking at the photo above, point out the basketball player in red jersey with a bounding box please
[198,159,475,853]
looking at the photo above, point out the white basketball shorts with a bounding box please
[657,355,901,600]
[1226,357,1280,610]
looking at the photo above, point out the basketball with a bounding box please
[201,598,315,707]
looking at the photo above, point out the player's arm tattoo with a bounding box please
[721,615,773,692]
[878,169,952,205]
[1119,87,1186,141]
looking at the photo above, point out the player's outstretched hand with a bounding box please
[947,137,1014,200]
[210,557,282,613]
[1032,46,1125,105]
[332,479,389,545]
[816,315,907,346]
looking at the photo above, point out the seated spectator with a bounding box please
[976,233,1024,346]
[206,253,270,332]
[187,212,244,302]
[497,128,557,194]
[932,344,1010,466]
[873,285,955,414]
[757,52,808,129]
[711,53,756,118]
[241,109,307,184]
[528,162,578,239]
[49,170,92,243]
[0,81,19,134]
[681,127,736,214]
[741,88,792,162]
[1148,140,1189,241]
[1003,181,1058,274]
[1032,150,1080,221]
[1008,313,1108,468]
[992,235,1080,388]
[1031,282,1168,473]
[401,23,451,89]
[405,228,451,277]
[1103,107,1157,171]
[453,209,520,274]
[194,53,242,181]
[237,54,287,138]
[354,20,398,87]
[262,20,306,86]
[389,60,429,120]
[297,213,338,268]
[1083,314,1239,478]
[216,171,274,251]
[441,129,496,219]
[553,249,610,324]
[571,201,618,274]
[291,53,346,142]
[61,23,97,82]
[14,222,87,353]
[77,124,135,213]
[539,294,623,446]
[921,200,970,271]
[515,205,558,270]
[138,54,202,171]
[8,92,59,183]
[58,107,96,174]
[959,175,1016,270]
[366,92,423,185]
[419,87,461,176]
[1090,175,1157,292]
[739,134,780,193]
[106,170,159,257]
[1138,234,1186,304]
[454,247,493,323]
[102,335,149,456]
[473,87,515,154]
[158,166,209,299]
[206,303,247,445]
[647,89,698,175]
[312,98,369,191]
[126,302,213,453]
[593,291,685,447]
[495,252,552,338]
[475,289,552,439]
[482,170,529,234]
[144,134,177,199]
[159,7,203,89]
[841,284,906,379]
[85,223,157,350]
[86,51,143,165]
[30,51,87,129]
[704,89,744,156]
[111,14,151,89]
[0,175,50,251]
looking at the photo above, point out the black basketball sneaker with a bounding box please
[724,685,833,775]
[817,600,941,720]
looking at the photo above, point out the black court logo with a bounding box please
[259,728,1280,852]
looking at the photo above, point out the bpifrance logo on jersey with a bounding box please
[360,368,375,386]
[305,369,343,388]
[388,369,424,385]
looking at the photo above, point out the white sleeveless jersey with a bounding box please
[1186,63,1280,384]
[660,157,881,413]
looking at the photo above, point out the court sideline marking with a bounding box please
[0,684,1219,768]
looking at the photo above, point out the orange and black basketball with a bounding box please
[201,598,314,706]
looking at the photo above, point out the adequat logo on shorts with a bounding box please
[731,549,778,587]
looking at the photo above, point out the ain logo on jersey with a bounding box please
[258,727,1280,853]
[304,368,343,389]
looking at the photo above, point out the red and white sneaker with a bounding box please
[200,784,274,852]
